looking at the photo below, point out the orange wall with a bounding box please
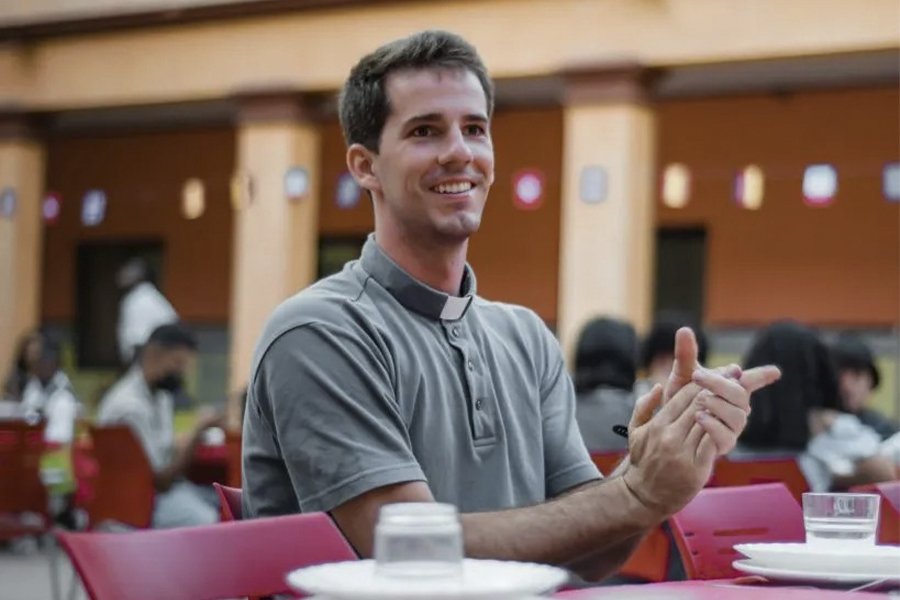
[657,87,900,327]
[319,107,564,323]
[42,127,235,324]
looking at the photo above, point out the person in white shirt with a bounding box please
[20,337,81,445]
[116,258,178,365]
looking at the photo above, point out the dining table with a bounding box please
[554,578,896,598]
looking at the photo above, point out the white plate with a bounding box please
[733,558,900,585]
[734,542,900,575]
[286,559,569,600]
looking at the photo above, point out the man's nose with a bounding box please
[438,127,474,165]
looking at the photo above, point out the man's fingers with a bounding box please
[697,393,748,434]
[739,365,782,393]
[669,383,706,438]
[692,369,750,412]
[629,384,663,433]
[657,378,703,425]
[664,327,700,401]
[695,428,719,468]
[695,410,739,456]
[685,420,706,450]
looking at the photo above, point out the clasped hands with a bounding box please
[622,327,781,517]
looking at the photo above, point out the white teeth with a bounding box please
[434,182,473,194]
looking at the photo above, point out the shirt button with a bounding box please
[451,327,461,338]
[475,399,484,410]
[467,360,475,371]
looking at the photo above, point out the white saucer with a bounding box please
[733,558,900,585]
[734,542,900,575]
[286,559,569,600]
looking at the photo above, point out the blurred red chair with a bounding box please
[589,452,669,581]
[225,429,242,488]
[56,511,358,600]
[84,424,155,529]
[713,456,809,502]
[212,482,242,521]
[590,451,626,476]
[850,480,900,544]
[0,420,63,599]
[669,482,805,580]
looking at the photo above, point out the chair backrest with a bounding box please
[225,430,242,488]
[713,456,810,502]
[212,483,243,521]
[0,420,48,517]
[850,481,900,544]
[57,512,359,600]
[86,424,155,529]
[589,451,627,476]
[669,482,805,580]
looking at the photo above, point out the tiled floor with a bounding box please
[0,541,87,600]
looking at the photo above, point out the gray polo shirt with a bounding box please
[242,236,599,518]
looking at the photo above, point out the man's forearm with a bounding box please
[460,476,660,575]
[154,434,201,491]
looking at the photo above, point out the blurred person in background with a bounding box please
[635,313,709,397]
[117,257,178,367]
[738,321,897,492]
[574,317,639,452]
[20,334,81,444]
[97,324,222,528]
[2,329,44,403]
[832,332,898,441]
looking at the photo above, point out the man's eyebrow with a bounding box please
[402,112,489,127]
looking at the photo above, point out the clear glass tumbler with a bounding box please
[373,502,464,579]
[802,492,880,547]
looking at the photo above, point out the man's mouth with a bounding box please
[431,181,474,194]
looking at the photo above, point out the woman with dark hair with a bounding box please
[574,317,639,453]
[2,329,44,402]
[739,321,896,491]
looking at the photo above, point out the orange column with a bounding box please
[557,65,658,363]
[227,92,321,424]
[0,114,44,384]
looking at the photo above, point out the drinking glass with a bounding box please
[802,492,879,547]
[373,502,464,578]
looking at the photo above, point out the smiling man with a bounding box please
[241,30,780,580]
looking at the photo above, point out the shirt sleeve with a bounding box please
[537,323,602,497]
[249,323,426,513]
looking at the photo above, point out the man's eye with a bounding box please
[411,126,435,137]
[465,124,486,136]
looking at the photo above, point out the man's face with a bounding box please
[839,368,874,412]
[361,68,494,245]
[147,346,194,392]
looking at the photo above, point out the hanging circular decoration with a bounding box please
[734,165,765,210]
[0,188,17,220]
[284,167,310,203]
[803,164,837,207]
[661,163,691,209]
[336,172,361,209]
[579,165,608,205]
[42,191,62,224]
[182,178,206,219]
[81,189,107,226]
[512,169,545,210]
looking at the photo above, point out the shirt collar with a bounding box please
[360,234,476,321]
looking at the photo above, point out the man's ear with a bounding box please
[347,143,382,197]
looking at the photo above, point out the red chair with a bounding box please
[590,451,627,476]
[84,425,155,529]
[712,456,810,503]
[850,481,900,544]
[57,511,358,600]
[669,483,805,580]
[0,420,63,599]
[212,482,243,521]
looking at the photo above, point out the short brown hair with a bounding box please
[339,30,494,152]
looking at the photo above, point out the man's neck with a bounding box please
[375,229,469,296]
